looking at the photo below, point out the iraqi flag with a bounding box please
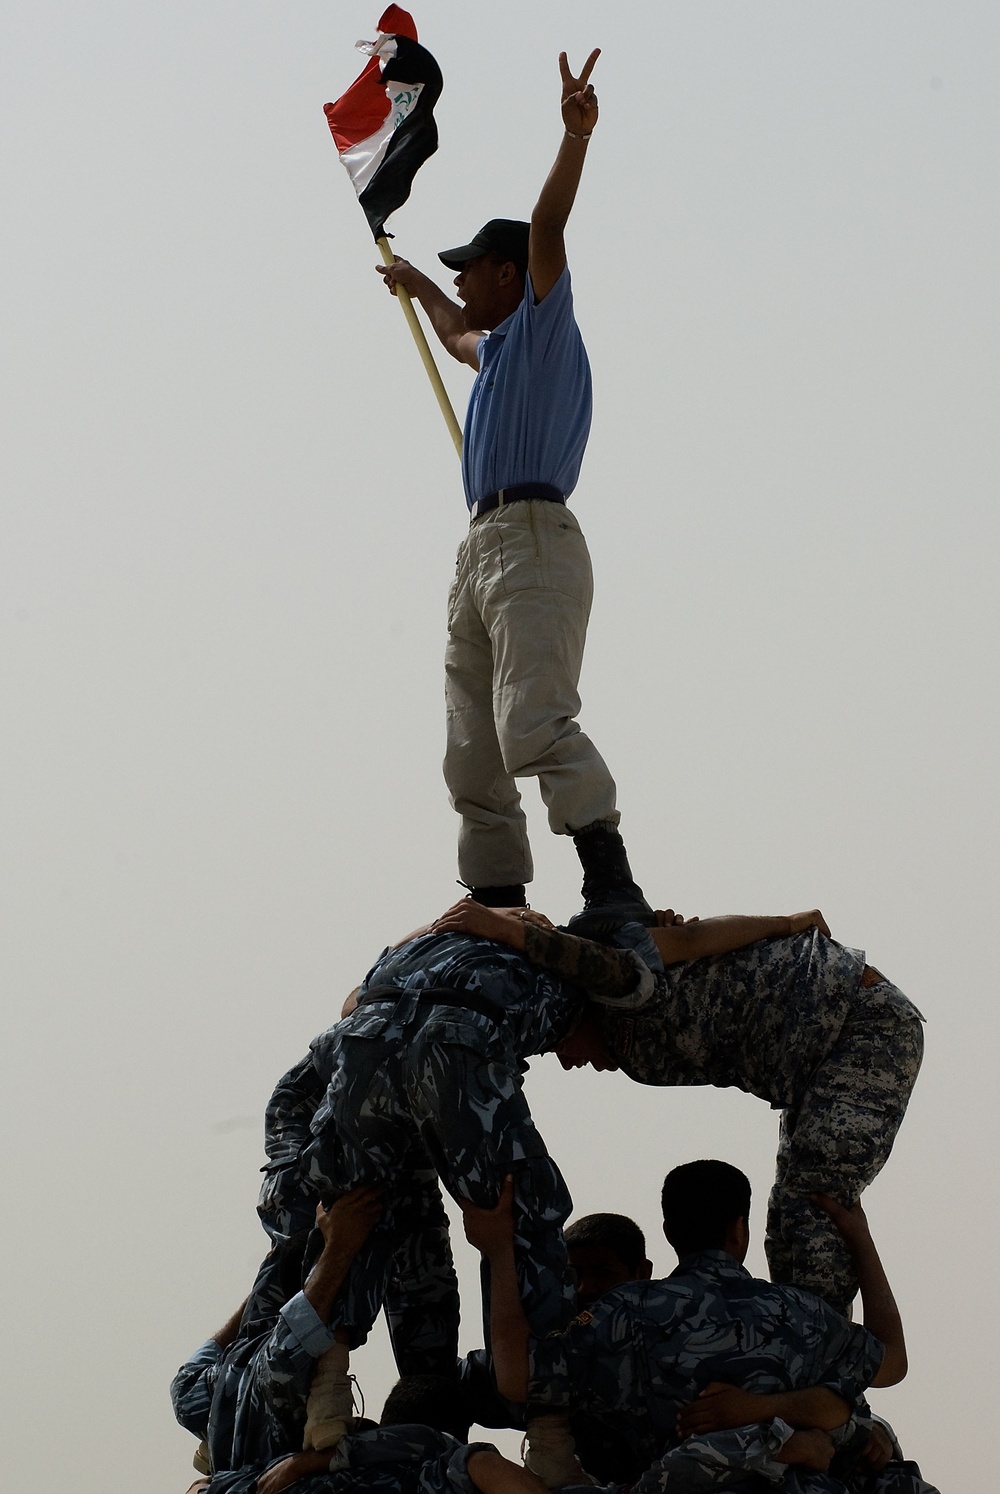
[324,6,442,241]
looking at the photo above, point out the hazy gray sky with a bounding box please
[2,3,997,1489]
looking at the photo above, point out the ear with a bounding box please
[638,1258,654,1281]
[497,259,519,286]
[724,1215,750,1263]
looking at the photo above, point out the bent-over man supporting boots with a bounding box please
[376,50,648,920]
[257,916,652,1477]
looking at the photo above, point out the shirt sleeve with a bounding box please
[523,924,653,1008]
[528,1302,633,1413]
[278,1291,336,1358]
[458,1348,526,1430]
[170,1340,222,1437]
[818,1312,885,1399]
[524,264,572,322]
[443,1441,504,1494]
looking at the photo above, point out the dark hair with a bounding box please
[565,1212,647,1270]
[380,1375,473,1441]
[661,1160,751,1256]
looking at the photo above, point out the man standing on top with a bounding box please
[377,50,648,919]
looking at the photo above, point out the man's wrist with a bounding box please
[564,128,593,141]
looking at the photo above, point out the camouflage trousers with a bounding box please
[303,1018,576,1347]
[766,982,924,1314]
[259,1056,460,1377]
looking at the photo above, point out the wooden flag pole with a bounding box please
[376,236,463,457]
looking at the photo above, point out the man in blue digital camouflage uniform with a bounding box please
[256,918,652,1472]
[182,1372,547,1494]
[463,1161,939,1494]
[376,50,648,920]
[431,899,924,1317]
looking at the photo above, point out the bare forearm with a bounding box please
[759,1388,850,1431]
[650,914,792,965]
[212,1295,250,1349]
[467,1449,548,1494]
[856,1246,907,1386]
[404,272,469,354]
[810,1196,906,1389]
[678,1382,849,1440]
[302,1242,357,1324]
[533,134,590,235]
[484,1241,530,1404]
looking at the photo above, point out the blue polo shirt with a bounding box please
[461,265,593,510]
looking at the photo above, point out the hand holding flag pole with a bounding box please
[325,8,462,457]
[374,235,462,454]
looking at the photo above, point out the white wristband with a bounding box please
[564,128,593,140]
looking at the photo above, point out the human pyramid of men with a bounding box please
[172,50,939,1494]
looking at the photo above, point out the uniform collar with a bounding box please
[669,1248,750,1283]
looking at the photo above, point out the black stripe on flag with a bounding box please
[358,35,443,239]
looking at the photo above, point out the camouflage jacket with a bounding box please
[344,928,587,1060]
[528,1250,883,1472]
[524,923,921,1110]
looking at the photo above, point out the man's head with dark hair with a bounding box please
[660,1160,752,1262]
[437,220,530,333]
[565,1212,653,1307]
[380,1375,473,1442]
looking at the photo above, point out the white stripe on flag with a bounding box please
[338,81,424,195]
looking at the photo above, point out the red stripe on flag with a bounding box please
[376,6,417,42]
[324,6,419,153]
[325,60,387,153]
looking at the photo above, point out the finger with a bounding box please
[578,48,601,86]
[558,51,572,84]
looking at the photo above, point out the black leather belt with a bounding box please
[355,984,506,1027]
[469,483,565,521]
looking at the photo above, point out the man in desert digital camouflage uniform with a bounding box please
[431,901,923,1316]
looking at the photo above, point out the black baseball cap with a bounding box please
[438,219,530,276]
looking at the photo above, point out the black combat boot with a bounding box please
[468,883,528,908]
[568,821,653,936]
